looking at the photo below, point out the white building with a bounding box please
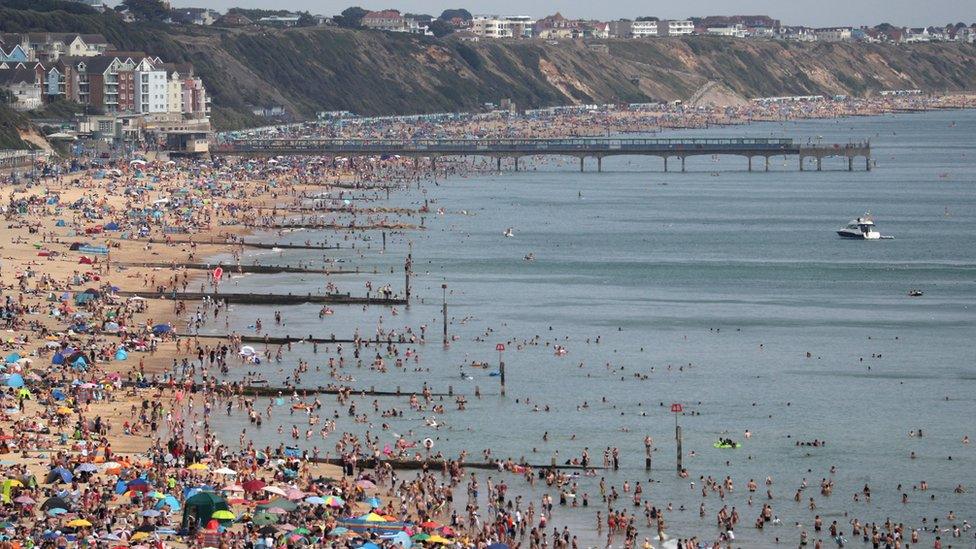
[134,58,168,114]
[630,20,658,38]
[472,15,535,39]
[814,27,853,42]
[658,20,694,36]
[707,24,747,38]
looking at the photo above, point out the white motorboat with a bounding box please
[837,214,882,240]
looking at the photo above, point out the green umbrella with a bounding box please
[252,512,279,526]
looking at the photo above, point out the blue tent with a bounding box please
[155,494,181,511]
[5,353,20,364]
[115,348,128,361]
[46,467,73,484]
[152,324,172,335]
[51,353,64,365]
[74,293,95,305]
[103,222,120,231]
[52,389,66,401]
[6,374,24,388]
[55,220,66,227]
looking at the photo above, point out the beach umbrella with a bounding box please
[67,519,92,528]
[364,496,382,508]
[425,535,450,544]
[214,467,237,476]
[141,510,161,517]
[187,463,209,471]
[359,513,386,523]
[46,507,68,516]
[126,478,150,492]
[284,488,305,500]
[73,463,98,474]
[14,495,35,505]
[328,527,350,536]
[323,495,345,507]
[304,496,325,505]
[211,510,236,521]
[252,512,278,526]
[388,532,413,548]
[262,486,287,497]
[410,533,430,542]
[487,544,510,549]
[355,479,375,489]
[359,544,380,549]
[242,479,266,493]
[265,498,297,512]
[155,495,180,511]
[221,484,244,492]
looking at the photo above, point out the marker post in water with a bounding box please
[441,283,448,347]
[496,343,506,396]
[671,402,683,474]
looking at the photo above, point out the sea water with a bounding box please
[201,110,976,546]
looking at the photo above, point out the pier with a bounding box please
[217,137,872,172]
[113,290,406,305]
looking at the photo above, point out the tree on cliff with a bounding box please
[427,19,455,38]
[335,7,368,28]
[120,0,170,22]
[438,9,472,22]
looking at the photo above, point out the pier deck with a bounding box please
[217,137,872,172]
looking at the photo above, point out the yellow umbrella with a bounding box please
[67,519,92,527]
[211,510,236,520]
[426,535,451,544]
[57,407,73,415]
[5,479,23,487]
[130,532,149,541]
[362,512,387,522]
[187,463,209,471]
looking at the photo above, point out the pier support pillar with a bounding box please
[848,157,853,171]
[680,156,686,173]
[866,157,871,171]
[431,156,437,171]
[597,156,602,173]
[514,157,519,172]
[748,156,752,172]
[765,156,770,172]
[799,156,804,171]
[496,157,501,172]
[580,157,584,172]
[816,157,822,171]
[664,157,668,172]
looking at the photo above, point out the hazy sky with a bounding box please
[158,0,975,27]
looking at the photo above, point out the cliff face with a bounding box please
[178,30,976,128]
[3,2,976,132]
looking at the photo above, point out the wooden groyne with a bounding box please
[127,381,452,398]
[178,333,419,346]
[117,261,355,275]
[247,223,420,232]
[123,237,345,251]
[114,290,406,305]
[306,456,599,472]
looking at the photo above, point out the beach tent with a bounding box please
[115,348,128,361]
[51,353,64,365]
[181,492,229,530]
[45,467,73,484]
[55,220,66,227]
[152,324,172,336]
[40,496,70,511]
[5,374,24,389]
[68,242,89,251]
[103,222,120,231]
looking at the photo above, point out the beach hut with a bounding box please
[181,492,229,530]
